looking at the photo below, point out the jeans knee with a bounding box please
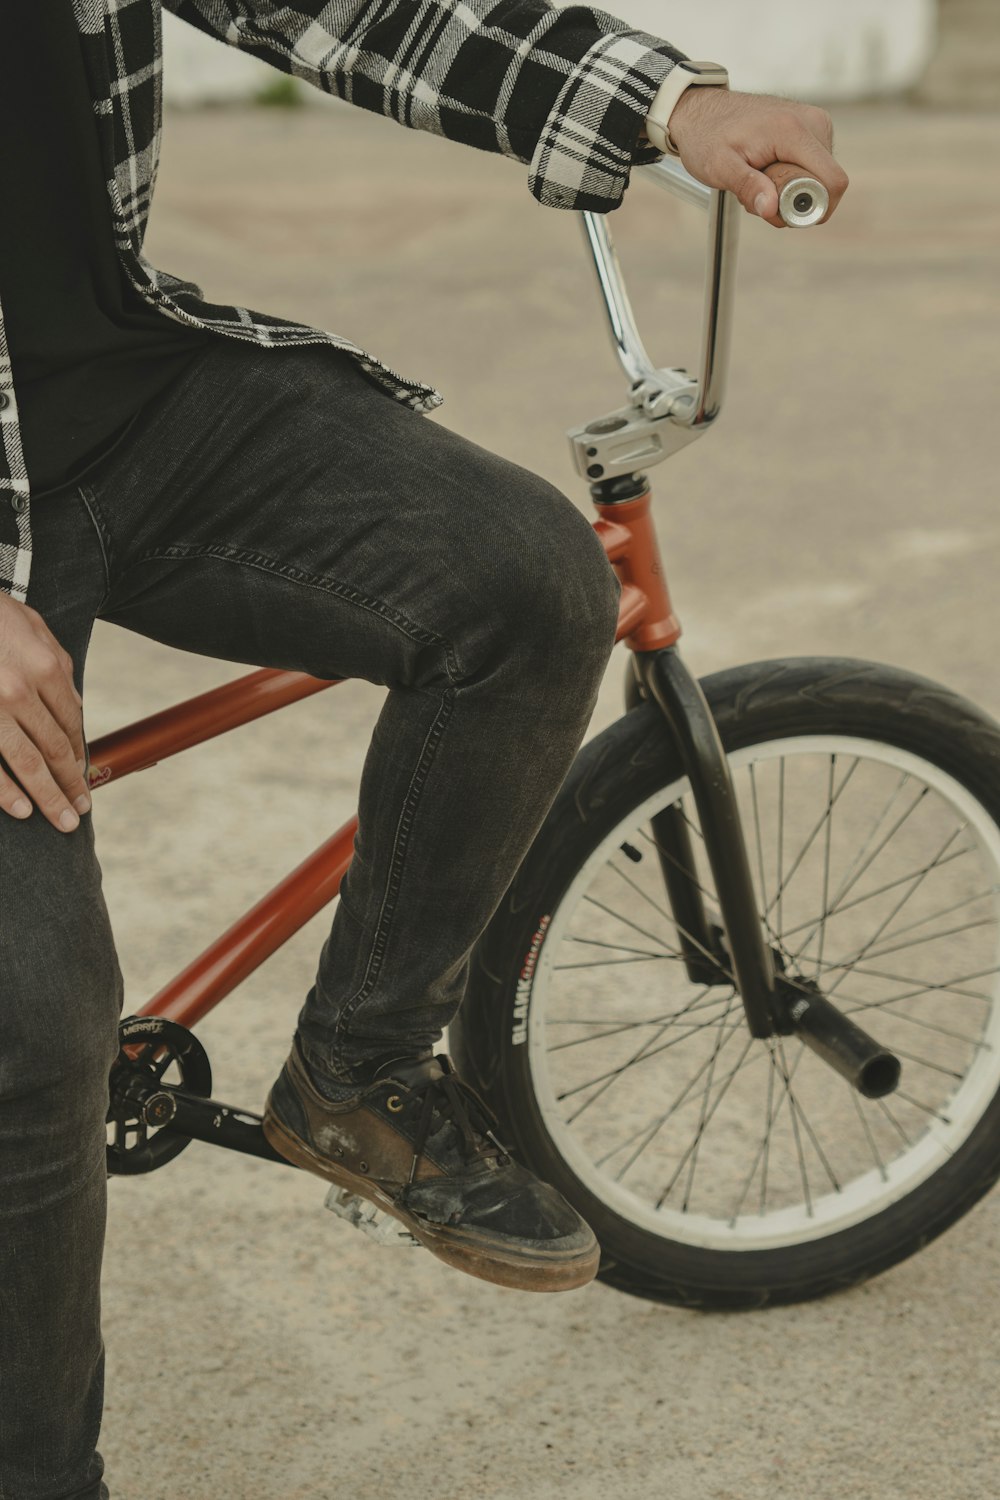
[470,481,620,681]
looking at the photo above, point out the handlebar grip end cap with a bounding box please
[778,176,830,228]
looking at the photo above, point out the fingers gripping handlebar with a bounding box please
[568,160,828,482]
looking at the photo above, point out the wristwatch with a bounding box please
[644,61,730,157]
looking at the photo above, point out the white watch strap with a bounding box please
[643,67,697,155]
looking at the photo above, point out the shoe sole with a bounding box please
[262,1106,599,1294]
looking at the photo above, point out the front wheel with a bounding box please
[451,658,1000,1308]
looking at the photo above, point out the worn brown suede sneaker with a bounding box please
[262,1042,600,1292]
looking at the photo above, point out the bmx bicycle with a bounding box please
[104,160,1000,1309]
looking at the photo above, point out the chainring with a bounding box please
[107,1016,212,1175]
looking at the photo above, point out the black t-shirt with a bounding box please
[0,2,210,494]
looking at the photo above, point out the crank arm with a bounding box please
[151,1088,293,1164]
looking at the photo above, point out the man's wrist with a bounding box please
[644,61,730,156]
[643,68,697,154]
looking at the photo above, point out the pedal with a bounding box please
[323,1185,422,1247]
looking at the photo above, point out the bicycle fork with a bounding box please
[595,478,901,1100]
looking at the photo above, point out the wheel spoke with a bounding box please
[764,753,857,934]
[655,1023,755,1209]
[567,934,684,959]
[892,1090,953,1125]
[726,1043,783,1225]
[608,856,676,927]
[581,892,673,951]
[835,994,986,1048]
[876,1096,913,1147]
[775,759,786,935]
[680,996,742,1210]
[553,954,678,971]
[629,1031,790,1212]
[580,890,733,985]
[743,1044,845,1218]
[773,1044,845,1194]
[814,754,838,974]
[759,1050,776,1216]
[638,823,716,904]
[673,800,705,844]
[802,820,966,990]
[584,880,737,987]
[559,991,735,1115]
[881,1044,965,1080]
[848,882,992,946]
[841,914,995,967]
[596,1005,746,1177]
[548,993,732,1028]
[819,963,1000,997]
[820,777,924,917]
[778,845,981,943]
[771,1040,813,1217]
[852,1088,889,1181]
[548,993,734,1053]
[603,856,737,976]
[787,783,930,962]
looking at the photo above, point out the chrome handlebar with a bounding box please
[568,163,827,484]
[586,159,740,428]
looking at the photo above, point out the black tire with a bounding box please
[450,658,1000,1308]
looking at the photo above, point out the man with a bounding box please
[0,2,847,1494]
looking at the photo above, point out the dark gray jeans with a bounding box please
[0,336,620,1498]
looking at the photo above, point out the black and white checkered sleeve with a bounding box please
[164,0,686,212]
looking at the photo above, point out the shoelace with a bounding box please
[402,1057,511,1187]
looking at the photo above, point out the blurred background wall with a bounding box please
[608,0,936,97]
[636,0,998,105]
[164,0,996,107]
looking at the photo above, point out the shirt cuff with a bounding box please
[527,35,684,214]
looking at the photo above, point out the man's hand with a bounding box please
[0,595,91,832]
[666,88,849,227]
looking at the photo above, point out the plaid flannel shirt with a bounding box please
[0,0,684,602]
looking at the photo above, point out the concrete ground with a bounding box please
[89,101,1000,1498]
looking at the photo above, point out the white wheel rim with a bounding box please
[525,736,1000,1252]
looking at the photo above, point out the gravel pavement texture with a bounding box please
[88,101,999,1499]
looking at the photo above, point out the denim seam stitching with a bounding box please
[333,686,455,1055]
[75,484,115,606]
[126,538,461,1061]
[133,542,462,681]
